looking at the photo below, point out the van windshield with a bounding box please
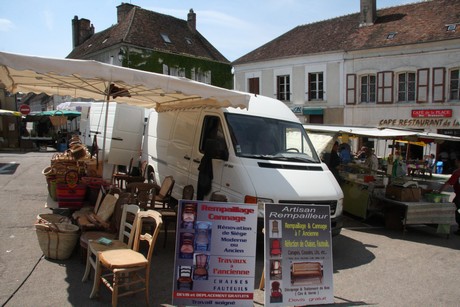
[225,113,320,163]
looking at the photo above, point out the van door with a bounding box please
[166,109,200,194]
[190,114,228,200]
[108,104,145,166]
[90,102,145,166]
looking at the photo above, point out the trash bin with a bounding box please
[436,161,443,174]
[58,139,67,152]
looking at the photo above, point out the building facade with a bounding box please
[233,0,460,163]
[68,3,233,89]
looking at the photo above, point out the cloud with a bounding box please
[43,10,54,30]
[0,18,14,32]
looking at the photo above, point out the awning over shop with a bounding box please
[25,110,81,121]
[303,108,323,115]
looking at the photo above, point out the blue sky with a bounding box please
[1,0,413,62]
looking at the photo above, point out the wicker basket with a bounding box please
[36,213,72,225]
[49,111,68,127]
[35,223,79,260]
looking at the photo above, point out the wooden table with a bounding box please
[374,196,456,235]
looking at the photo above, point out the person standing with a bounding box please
[327,141,341,183]
[364,147,379,172]
[437,154,460,235]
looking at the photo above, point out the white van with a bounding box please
[141,94,343,235]
[89,102,145,178]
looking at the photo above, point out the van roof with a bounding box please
[224,93,301,123]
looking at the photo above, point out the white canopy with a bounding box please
[304,124,460,142]
[0,51,249,112]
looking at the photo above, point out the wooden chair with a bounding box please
[270,260,282,279]
[270,281,283,303]
[272,220,279,236]
[177,266,193,290]
[270,239,282,257]
[83,204,140,299]
[97,210,163,307]
[126,182,157,210]
[151,176,175,209]
[112,157,134,189]
[193,253,209,280]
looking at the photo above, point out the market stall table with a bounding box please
[373,195,456,236]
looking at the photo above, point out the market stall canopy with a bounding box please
[304,124,460,143]
[0,51,250,112]
[0,109,22,116]
[25,110,81,121]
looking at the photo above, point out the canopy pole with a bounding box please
[101,87,111,180]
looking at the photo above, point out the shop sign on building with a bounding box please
[411,109,452,118]
[172,200,258,307]
[264,203,334,306]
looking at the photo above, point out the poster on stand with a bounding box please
[264,203,334,306]
[172,200,258,307]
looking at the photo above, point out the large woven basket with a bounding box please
[35,223,79,260]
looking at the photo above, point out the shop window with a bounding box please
[397,72,416,102]
[449,68,459,101]
[308,72,323,101]
[360,74,376,103]
[276,75,290,101]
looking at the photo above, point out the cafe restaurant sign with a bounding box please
[379,109,459,128]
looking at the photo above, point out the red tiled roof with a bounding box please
[67,6,228,63]
[233,0,460,65]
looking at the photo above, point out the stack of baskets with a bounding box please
[35,214,79,260]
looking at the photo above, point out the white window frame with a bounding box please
[449,68,460,101]
[274,68,292,102]
[397,71,416,103]
[305,65,326,102]
[359,74,377,104]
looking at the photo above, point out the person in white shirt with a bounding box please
[364,148,379,172]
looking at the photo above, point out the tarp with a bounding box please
[0,51,250,112]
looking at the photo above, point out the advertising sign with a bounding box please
[264,203,334,306]
[172,200,258,307]
[411,109,452,118]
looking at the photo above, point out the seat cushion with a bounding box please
[99,249,147,269]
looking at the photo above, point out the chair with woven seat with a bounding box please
[270,260,282,279]
[153,176,175,209]
[179,232,194,259]
[193,253,209,280]
[82,203,140,299]
[97,210,163,307]
[194,222,211,252]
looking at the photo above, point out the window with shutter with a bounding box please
[359,74,376,103]
[397,72,416,103]
[248,77,260,95]
[346,74,356,105]
[432,67,445,103]
[449,68,459,101]
[377,71,393,104]
[416,68,429,103]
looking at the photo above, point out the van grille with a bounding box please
[278,200,337,215]
[258,162,323,171]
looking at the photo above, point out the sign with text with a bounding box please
[264,204,334,306]
[172,200,258,307]
[411,109,452,118]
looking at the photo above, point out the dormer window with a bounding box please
[446,24,457,32]
[387,32,397,39]
[185,37,193,45]
[161,33,172,43]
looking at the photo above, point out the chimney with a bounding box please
[117,3,136,24]
[187,9,196,32]
[72,16,94,48]
[360,0,377,27]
